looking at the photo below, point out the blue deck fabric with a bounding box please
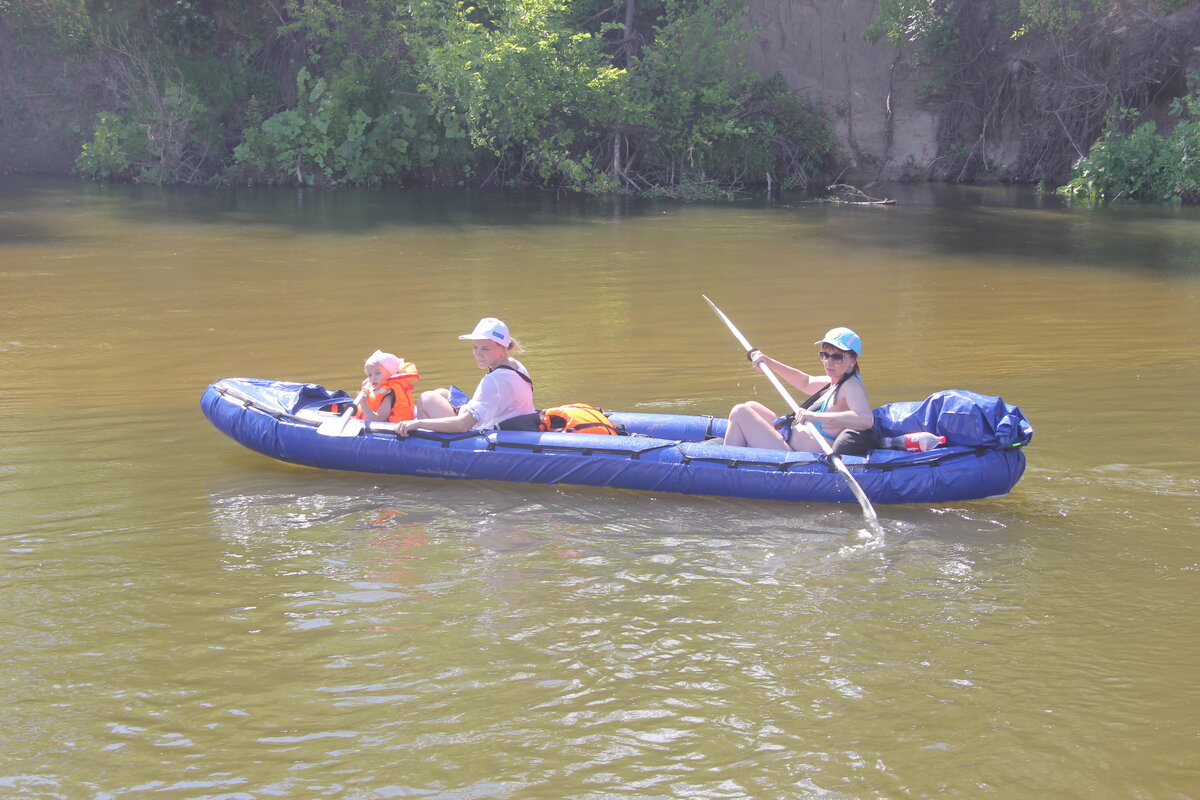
[873,389,1033,449]
[201,379,1030,505]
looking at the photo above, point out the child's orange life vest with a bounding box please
[355,363,420,422]
[539,403,619,435]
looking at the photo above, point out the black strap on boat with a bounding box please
[850,446,990,472]
[485,436,674,460]
[395,430,483,448]
[681,452,818,472]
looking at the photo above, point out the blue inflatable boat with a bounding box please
[201,378,1032,504]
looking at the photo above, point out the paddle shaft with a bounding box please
[702,295,879,527]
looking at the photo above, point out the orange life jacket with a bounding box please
[355,363,420,422]
[539,403,620,435]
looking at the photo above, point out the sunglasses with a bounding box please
[817,351,853,362]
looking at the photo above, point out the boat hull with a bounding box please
[201,378,1029,505]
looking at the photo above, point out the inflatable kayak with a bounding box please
[201,378,1033,505]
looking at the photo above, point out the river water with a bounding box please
[2,177,1197,799]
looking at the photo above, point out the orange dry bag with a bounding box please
[539,404,620,435]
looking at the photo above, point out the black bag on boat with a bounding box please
[496,412,543,431]
[831,427,881,456]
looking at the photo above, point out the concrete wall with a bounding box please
[744,1,939,182]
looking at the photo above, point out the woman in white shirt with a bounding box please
[394,317,537,436]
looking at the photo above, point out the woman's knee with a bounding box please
[416,388,453,417]
[728,402,755,420]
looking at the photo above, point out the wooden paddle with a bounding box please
[316,403,364,437]
[702,295,880,529]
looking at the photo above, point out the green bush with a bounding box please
[74,111,147,180]
[1057,96,1200,202]
[61,0,833,194]
[230,66,468,186]
[409,0,624,190]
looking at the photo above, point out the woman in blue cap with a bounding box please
[722,326,876,453]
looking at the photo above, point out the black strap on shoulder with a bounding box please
[490,363,534,387]
[801,369,858,411]
[800,384,831,410]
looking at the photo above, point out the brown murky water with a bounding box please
[2,177,1197,799]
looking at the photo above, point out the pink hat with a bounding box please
[365,350,403,376]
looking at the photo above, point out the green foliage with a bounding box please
[0,0,93,53]
[76,21,219,184]
[151,0,215,50]
[866,0,955,47]
[1011,0,1102,37]
[50,0,833,195]
[622,0,747,161]
[624,2,830,191]
[866,0,1186,45]
[409,0,624,190]
[74,69,214,184]
[74,111,147,180]
[403,0,830,193]
[231,66,466,186]
[1057,97,1200,202]
[1012,0,1198,36]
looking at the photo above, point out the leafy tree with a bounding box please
[57,0,833,193]
[406,0,624,190]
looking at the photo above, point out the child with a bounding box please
[354,350,420,423]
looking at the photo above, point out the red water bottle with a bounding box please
[902,432,946,452]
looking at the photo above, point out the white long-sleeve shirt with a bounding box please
[461,359,535,430]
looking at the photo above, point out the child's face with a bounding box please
[364,363,387,389]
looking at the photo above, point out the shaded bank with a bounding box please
[2,0,1199,191]
[748,0,1200,185]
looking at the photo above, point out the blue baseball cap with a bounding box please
[815,327,862,356]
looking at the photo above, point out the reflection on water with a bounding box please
[1,176,1197,799]
[186,477,1047,798]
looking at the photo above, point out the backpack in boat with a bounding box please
[539,404,622,435]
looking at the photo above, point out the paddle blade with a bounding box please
[316,409,363,437]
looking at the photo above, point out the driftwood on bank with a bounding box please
[821,184,896,205]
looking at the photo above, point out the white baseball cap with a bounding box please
[458,317,512,347]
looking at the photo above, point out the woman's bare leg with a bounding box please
[723,401,790,450]
[415,388,454,419]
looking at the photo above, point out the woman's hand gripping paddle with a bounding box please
[317,404,364,437]
[702,295,880,531]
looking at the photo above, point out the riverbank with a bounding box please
[746,0,1200,185]
[3,1,1198,191]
